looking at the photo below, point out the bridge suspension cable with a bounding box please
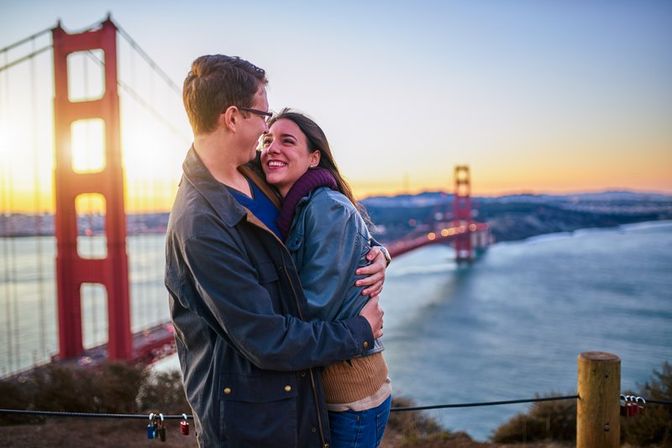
[113,21,182,96]
[1,49,17,375]
[83,50,189,141]
[31,37,48,360]
[0,26,52,54]
[0,46,52,74]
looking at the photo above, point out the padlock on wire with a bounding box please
[635,396,646,416]
[180,413,190,436]
[627,396,639,416]
[147,412,157,439]
[158,413,167,442]
[621,395,644,417]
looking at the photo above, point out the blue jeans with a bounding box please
[328,395,392,448]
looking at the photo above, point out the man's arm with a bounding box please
[180,228,375,372]
[356,245,389,297]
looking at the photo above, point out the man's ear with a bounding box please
[221,106,238,132]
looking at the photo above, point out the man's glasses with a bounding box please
[239,107,273,122]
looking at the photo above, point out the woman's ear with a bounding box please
[310,150,321,167]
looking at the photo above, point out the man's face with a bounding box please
[239,85,269,162]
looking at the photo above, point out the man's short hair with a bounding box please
[183,55,267,135]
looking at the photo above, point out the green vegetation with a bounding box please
[1,361,670,446]
[491,362,672,446]
[384,397,480,447]
[491,393,576,444]
[0,362,190,424]
[621,362,672,446]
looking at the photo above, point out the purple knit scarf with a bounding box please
[276,167,338,239]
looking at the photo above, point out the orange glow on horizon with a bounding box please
[3,167,672,214]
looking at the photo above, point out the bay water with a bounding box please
[2,221,671,440]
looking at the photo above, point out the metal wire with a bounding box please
[0,409,192,420]
[0,394,670,420]
[391,394,579,412]
[646,398,672,405]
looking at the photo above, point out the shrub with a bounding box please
[492,361,672,445]
[31,364,99,412]
[0,375,42,425]
[137,369,190,414]
[94,362,148,412]
[621,361,672,446]
[0,361,181,423]
[386,396,479,448]
[491,393,576,444]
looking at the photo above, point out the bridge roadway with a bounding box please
[35,222,491,371]
[112,222,489,367]
[387,222,490,258]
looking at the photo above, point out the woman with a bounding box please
[260,109,391,448]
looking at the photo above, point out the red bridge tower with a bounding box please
[453,165,473,262]
[52,19,132,360]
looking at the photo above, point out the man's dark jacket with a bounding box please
[165,147,374,447]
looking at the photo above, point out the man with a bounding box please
[165,54,387,447]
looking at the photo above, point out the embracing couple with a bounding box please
[165,54,392,448]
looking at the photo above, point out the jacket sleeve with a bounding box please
[180,224,374,371]
[299,193,371,321]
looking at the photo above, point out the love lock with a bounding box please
[157,413,167,442]
[635,396,646,416]
[180,413,190,436]
[621,395,643,417]
[627,395,639,417]
[620,395,627,417]
[147,412,157,439]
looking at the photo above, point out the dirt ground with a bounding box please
[0,418,572,448]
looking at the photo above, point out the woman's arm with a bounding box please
[297,191,374,321]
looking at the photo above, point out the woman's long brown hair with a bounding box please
[267,108,370,221]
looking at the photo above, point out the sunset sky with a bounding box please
[1,0,671,213]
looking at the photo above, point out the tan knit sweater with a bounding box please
[321,352,388,404]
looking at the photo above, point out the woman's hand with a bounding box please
[355,246,388,296]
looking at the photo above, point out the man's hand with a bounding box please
[356,246,387,296]
[359,295,384,339]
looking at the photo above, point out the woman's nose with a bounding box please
[266,140,280,154]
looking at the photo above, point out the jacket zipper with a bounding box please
[282,257,328,448]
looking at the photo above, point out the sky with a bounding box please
[1,0,671,212]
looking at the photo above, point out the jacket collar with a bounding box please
[239,152,282,209]
[181,145,247,228]
[181,146,285,233]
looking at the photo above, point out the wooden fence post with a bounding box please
[577,351,620,447]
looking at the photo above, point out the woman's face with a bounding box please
[261,118,320,197]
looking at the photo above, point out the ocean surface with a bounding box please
[2,221,671,440]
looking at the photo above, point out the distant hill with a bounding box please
[2,190,671,240]
[361,190,672,243]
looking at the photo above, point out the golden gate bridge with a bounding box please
[0,17,490,378]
